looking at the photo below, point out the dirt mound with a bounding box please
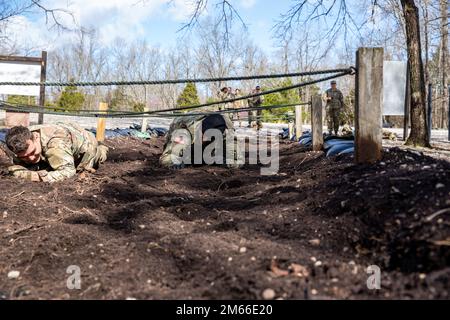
[0,136,448,299]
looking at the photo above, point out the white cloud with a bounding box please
[239,0,257,9]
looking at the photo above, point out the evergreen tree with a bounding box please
[57,85,85,112]
[177,83,200,108]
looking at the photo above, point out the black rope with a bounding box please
[0,101,309,119]
[105,70,351,117]
[0,69,349,118]
[0,67,355,87]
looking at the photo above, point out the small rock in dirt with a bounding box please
[311,289,318,295]
[251,256,256,261]
[419,273,426,280]
[262,289,276,300]
[2,211,7,218]
[436,183,445,189]
[239,247,247,254]
[314,261,323,267]
[126,297,137,300]
[139,225,146,229]
[309,239,321,246]
[7,271,20,279]
[310,257,317,262]
[391,186,401,194]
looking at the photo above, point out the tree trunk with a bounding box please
[422,0,430,86]
[401,0,430,147]
[439,0,448,129]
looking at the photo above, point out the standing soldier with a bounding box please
[323,80,345,135]
[247,86,264,130]
[218,87,231,111]
[233,88,244,127]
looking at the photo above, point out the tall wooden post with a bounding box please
[96,102,108,142]
[141,104,149,133]
[311,95,323,151]
[38,51,47,125]
[295,105,302,140]
[355,48,383,163]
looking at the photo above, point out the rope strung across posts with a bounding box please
[100,70,353,117]
[0,101,310,119]
[0,67,355,87]
[0,68,352,118]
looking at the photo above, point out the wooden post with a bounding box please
[311,95,323,151]
[38,51,47,125]
[295,105,302,140]
[141,104,149,133]
[355,48,383,163]
[288,121,294,140]
[96,102,108,142]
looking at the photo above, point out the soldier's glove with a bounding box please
[8,165,42,182]
[97,145,109,163]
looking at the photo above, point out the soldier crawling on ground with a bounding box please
[159,114,243,169]
[4,123,108,183]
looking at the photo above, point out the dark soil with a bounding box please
[0,136,449,300]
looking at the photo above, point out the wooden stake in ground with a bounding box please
[355,48,383,163]
[96,102,108,142]
[311,95,323,151]
[295,105,302,141]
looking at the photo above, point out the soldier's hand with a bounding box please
[170,163,185,170]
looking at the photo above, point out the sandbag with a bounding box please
[338,147,354,155]
[326,142,355,157]
[324,139,354,151]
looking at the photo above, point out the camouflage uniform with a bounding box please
[218,90,233,111]
[248,93,264,130]
[323,88,344,135]
[9,123,108,183]
[160,114,242,169]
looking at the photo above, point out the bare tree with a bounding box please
[438,0,448,128]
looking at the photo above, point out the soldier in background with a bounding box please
[233,88,244,127]
[5,123,108,183]
[322,80,345,135]
[218,87,232,111]
[247,86,264,130]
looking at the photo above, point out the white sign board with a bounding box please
[383,61,407,115]
[0,61,41,96]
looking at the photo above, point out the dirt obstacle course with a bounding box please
[0,136,449,299]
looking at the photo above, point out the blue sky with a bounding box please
[10,0,298,54]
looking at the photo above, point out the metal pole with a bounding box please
[427,83,432,143]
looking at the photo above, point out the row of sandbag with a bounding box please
[294,131,355,157]
[88,124,167,140]
[0,125,168,143]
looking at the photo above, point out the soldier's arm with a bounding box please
[8,165,41,182]
[39,139,77,183]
